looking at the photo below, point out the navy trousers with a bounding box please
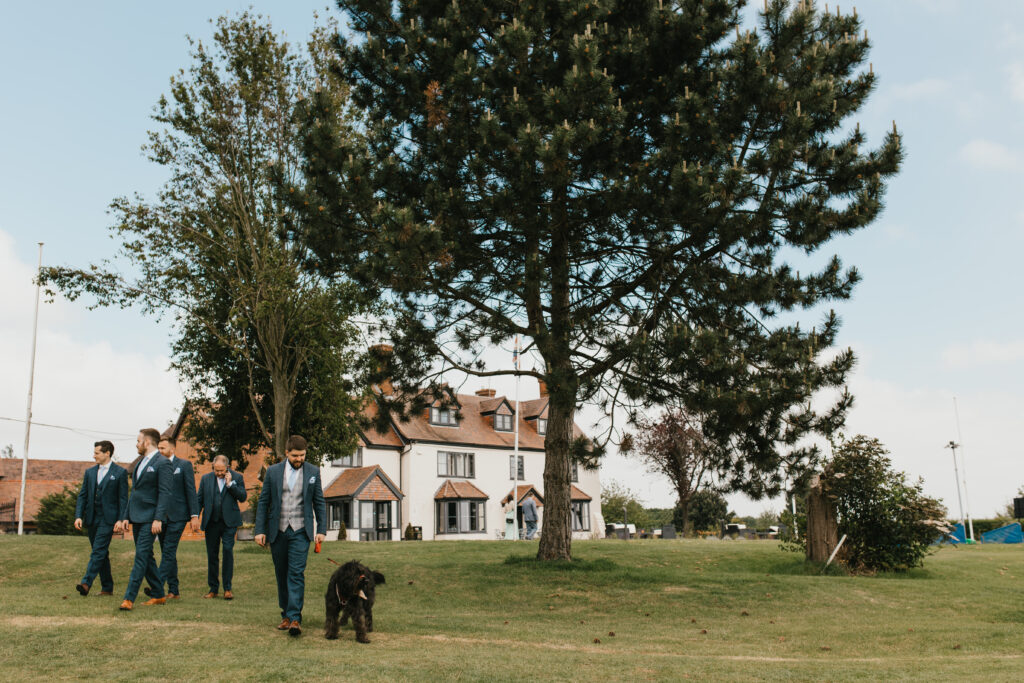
[157,520,187,595]
[204,520,237,592]
[124,522,163,601]
[270,527,310,622]
[82,523,115,592]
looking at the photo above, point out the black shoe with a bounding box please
[75,582,89,596]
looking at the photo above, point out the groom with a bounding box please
[254,435,326,636]
[73,440,129,596]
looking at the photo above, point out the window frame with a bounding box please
[435,499,487,534]
[430,406,458,426]
[330,446,363,468]
[437,450,475,478]
[509,454,524,480]
[494,413,513,432]
[537,418,548,435]
[571,501,591,531]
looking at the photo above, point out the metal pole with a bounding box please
[17,242,43,535]
[952,398,975,542]
[512,336,520,541]
[945,441,966,534]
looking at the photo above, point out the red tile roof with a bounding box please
[504,484,543,507]
[323,465,403,501]
[570,484,592,501]
[435,480,488,500]
[0,459,92,523]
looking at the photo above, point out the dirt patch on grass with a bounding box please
[662,586,694,593]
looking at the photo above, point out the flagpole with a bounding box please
[513,335,521,541]
[18,242,43,536]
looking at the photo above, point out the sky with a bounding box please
[2,1,1023,520]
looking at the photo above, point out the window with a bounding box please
[537,418,547,435]
[571,501,590,531]
[330,447,363,468]
[494,413,513,432]
[570,460,579,483]
[509,454,524,480]
[437,451,475,478]
[430,406,458,426]
[436,499,487,534]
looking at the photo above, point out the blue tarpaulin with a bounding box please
[934,522,966,545]
[980,522,1023,544]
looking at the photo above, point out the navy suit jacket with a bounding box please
[162,456,200,522]
[254,461,326,543]
[74,462,129,527]
[197,469,246,529]
[126,452,172,524]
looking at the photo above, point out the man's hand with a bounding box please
[315,533,326,546]
[190,517,200,533]
[74,518,83,531]
[114,521,123,534]
[224,471,232,486]
[151,520,163,535]
[254,534,267,547]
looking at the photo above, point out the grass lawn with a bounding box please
[0,536,1020,681]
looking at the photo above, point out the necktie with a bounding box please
[137,456,149,481]
[287,465,298,490]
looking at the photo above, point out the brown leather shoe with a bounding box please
[288,620,302,636]
[142,597,167,606]
[203,591,218,599]
[167,593,181,600]
[277,618,292,630]
[119,600,133,611]
[98,591,114,596]
[223,590,233,600]
[75,582,90,596]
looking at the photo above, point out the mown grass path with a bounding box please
[0,537,1020,680]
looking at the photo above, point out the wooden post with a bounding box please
[805,474,840,564]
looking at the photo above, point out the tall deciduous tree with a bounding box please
[293,0,902,559]
[42,13,368,467]
[622,409,721,536]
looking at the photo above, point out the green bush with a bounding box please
[685,489,728,532]
[36,484,86,536]
[823,435,948,572]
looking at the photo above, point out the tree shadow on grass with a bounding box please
[503,555,618,572]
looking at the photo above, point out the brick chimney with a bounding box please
[475,388,496,397]
[369,343,394,395]
[537,377,548,397]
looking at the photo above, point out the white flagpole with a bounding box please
[953,397,974,542]
[18,242,43,536]
[513,335,521,541]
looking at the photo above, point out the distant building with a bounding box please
[0,459,91,534]
[319,380,604,542]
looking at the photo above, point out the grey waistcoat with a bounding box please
[279,467,305,533]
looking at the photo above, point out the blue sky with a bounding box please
[1,1,1022,519]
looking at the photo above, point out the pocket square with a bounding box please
[147,466,155,473]
[174,467,181,474]
[308,476,316,484]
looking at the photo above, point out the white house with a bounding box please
[320,381,604,542]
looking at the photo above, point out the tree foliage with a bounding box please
[292,0,901,558]
[803,435,948,572]
[36,484,86,536]
[600,481,654,530]
[623,408,721,535]
[685,488,729,532]
[41,13,369,467]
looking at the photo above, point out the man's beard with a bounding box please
[289,461,303,469]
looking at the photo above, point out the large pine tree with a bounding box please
[293,0,902,560]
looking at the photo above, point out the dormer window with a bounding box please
[431,407,458,426]
[494,413,513,432]
[537,418,548,435]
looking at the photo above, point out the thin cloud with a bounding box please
[959,139,1020,172]
[1008,63,1024,105]
[942,340,1024,369]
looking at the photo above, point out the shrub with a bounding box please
[36,484,86,536]
[823,435,948,572]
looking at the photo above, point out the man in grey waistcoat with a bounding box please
[254,435,326,636]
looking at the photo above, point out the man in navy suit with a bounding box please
[146,436,199,600]
[254,435,326,636]
[120,428,172,610]
[197,455,246,600]
[73,440,129,596]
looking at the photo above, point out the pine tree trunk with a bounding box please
[806,474,839,563]
[537,389,573,561]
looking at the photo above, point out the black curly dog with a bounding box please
[324,560,385,643]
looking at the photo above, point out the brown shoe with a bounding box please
[203,591,218,599]
[167,593,181,600]
[98,591,114,596]
[119,600,134,611]
[75,582,90,596]
[277,618,292,631]
[142,597,167,606]
[223,590,233,600]
[288,620,302,636]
